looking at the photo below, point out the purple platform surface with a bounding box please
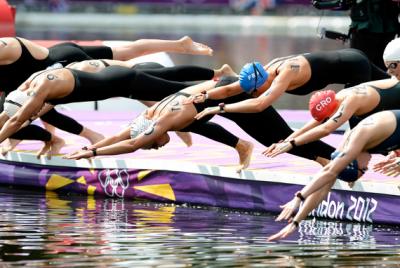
[21,109,390,182]
[1,109,398,225]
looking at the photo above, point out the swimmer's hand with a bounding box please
[267,222,299,242]
[263,140,292,157]
[194,106,220,120]
[275,197,301,222]
[268,194,303,242]
[373,156,400,177]
[63,148,93,160]
[182,93,207,105]
[261,140,282,156]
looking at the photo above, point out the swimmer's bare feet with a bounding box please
[214,64,237,78]
[180,36,213,56]
[36,135,66,160]
[175,131,193,147]
[1,138,22,155]
[80,127,105,144]
[235,139,254,173]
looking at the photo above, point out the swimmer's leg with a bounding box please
[110,36,213,60]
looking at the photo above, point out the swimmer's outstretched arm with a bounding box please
[194,77,290,120]
[92,128,132,149]
[298,133,367,205]
[0,90,47,144]
[265,99,358,158]
[65,116,171,159]
[262,119,321,156]
[268,144,365,241]
[195,68,294,120]
[203,81,243,100]
[267,181,334,241]
[285,119,321,141]
[268,132,371,241]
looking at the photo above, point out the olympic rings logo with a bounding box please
[97,169,130,198]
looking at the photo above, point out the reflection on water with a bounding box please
[17,29,348,109]
[0,186,398,266]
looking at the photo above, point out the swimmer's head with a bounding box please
[383,38,400,62]
[129,114,170,150]
[130,114,155,138]
[383,38,400,79]
[309,90,339,122]
[239,61,268,94]
[4,90,31,118]
[46,62,64,70]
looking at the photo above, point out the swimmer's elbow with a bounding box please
[320,125,336,137]
[222,89,233,98]
[9,116,24,127]
[253,99,268,113]
[225,85,241,97]
[320,165,338,182]
[127,139,140,150]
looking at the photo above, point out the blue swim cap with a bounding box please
[330,151,365,182]
[239,62,268,94]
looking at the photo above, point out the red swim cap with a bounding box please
[309,90,339,122]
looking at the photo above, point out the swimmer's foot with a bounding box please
[175,131,193,147]
[214,64,237,78]
[180,36,213,56]
[235,139,254,173]
[49,136,66,157]
[1,138,22,155]
[36,135,66,160]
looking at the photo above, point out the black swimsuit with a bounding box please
[0,38,108,139]
[0,38,49,92]
[47,42,112,67]
[350,82,400,128]
[368,110,400,154]
[272,49,389,96]
[0,38,113,93]
[0,39,214,142]
[48,65,213,105]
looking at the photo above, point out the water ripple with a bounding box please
[0,187,398,266]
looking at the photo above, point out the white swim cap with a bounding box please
[129,114,155,139]
[383,38,400,62]
[46,62,64,70]
[4,90,31,117]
